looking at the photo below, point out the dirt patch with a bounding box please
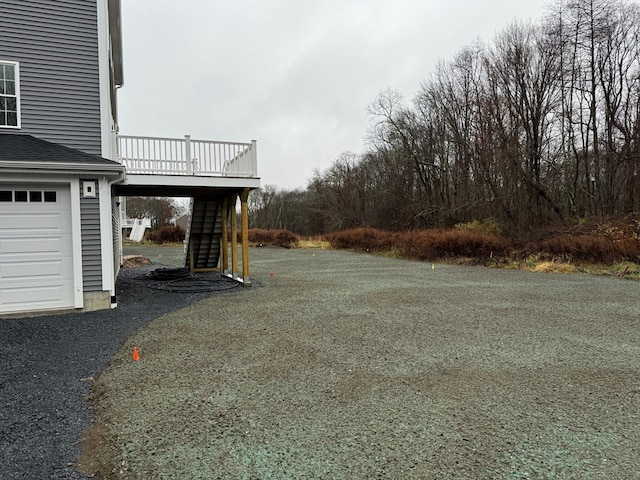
[80,247,640,479]
[123,243,186,267]
[122,255,152,268]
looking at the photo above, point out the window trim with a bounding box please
[0,60,21,129]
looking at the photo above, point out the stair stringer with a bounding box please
[184,197,223,271]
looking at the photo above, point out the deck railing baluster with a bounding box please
[117,135,257,178]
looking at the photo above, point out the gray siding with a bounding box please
[80,180,103,291]
[0,0,102,156]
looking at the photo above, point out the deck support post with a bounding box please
[221,196,229,274]
[240,188,251,285]
[230,194,238,278]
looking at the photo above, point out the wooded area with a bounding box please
[250,0,640,235]
[125,197,180,230]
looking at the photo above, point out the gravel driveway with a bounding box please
[77,248,640,479]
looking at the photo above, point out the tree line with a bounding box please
[251,0,640,235]
[125,197,185,230]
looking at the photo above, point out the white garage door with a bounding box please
[0,184,75,314]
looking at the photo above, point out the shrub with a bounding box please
[246,229,299,248]
[328,227,508,262]
[274,230,300,248]
[398,229,508,261]
[456,218,502,236]
[146,225,186,243]
[536,234,639,263]
[327,228,397,252]
[322,221,640,267]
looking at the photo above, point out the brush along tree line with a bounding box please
[249,0,640,243]
[245,223,640,267]
[135,221,640,266]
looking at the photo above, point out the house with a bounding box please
[175,214,191,232]
[0,0,259,317]
[122,217,151,242]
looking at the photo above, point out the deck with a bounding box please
[114,134,258,282]
[115,135,260,196]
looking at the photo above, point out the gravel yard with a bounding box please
[79,247,640,479]
[0,249,235,480]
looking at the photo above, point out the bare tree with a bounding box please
[125,197,176,230]
[254,0,640,236]
[248,184,278,229]
[488,21,564,224]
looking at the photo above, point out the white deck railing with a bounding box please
[117,135,258,177]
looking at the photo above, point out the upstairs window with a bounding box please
[0,61,20,128]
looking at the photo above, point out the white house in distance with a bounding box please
[0,0,260,317]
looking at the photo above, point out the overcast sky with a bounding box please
[118,0,548,190]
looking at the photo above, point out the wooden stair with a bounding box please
[184,197,224,271]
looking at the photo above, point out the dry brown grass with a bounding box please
[297,236,331,249]
[531,261,578,274]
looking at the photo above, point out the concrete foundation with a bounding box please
[81,291,112,312]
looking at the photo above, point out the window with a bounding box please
[0,61,20,128]
[0,189,57,203]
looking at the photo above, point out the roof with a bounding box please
[0,134,125,177]
[0,134,120,164]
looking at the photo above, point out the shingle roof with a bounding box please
[0,133,122,166]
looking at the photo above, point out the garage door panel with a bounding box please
[0,259,71,281]
[0,286,68,309]
[1,230,67,240]
[0,184,75,314]
[0,236,70,256]
[0,211,67,228]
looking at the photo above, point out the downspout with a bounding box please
[100,168,126,308]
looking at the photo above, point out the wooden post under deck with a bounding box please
[240,188,251,284]
[230,194,238,278]
[221,197,229,274]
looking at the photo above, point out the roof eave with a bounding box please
[0,161,127,179]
